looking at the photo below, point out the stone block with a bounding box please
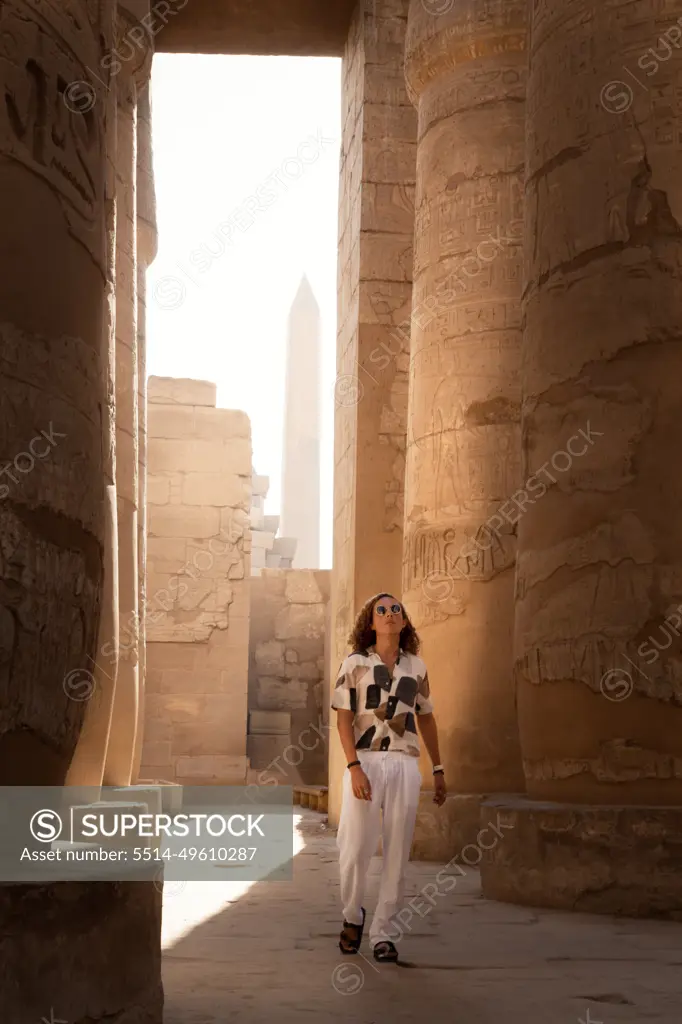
[175,755,247,784]
[479,797,682,920]
[251,507,265,530]
[360,232,413,283]
[228,587,251,621]
[205,639,250,675]
[139,716,172,743]
[146,537,188,576]
[272,536,297,559]
[409,792,483,862]
[263,514,280,533]
[136,781,183,812]
[157,669,232,695]
[149,375,216,407]
[228,559,246,580]
[284,570,323,605]
[265,551,284,568]
[251,548,266,569]
[258,568,287,594]
[182,473,251,508]
[284,662,321,681]
[359,280,412,327]
[108,785,164,817]
[246,734,290,770]
[365,64,412,107]
[360,183,415,235]
[172,722,246,757]
[285,649,298,664]
[252,473,269,496]
[363,103,416,145]
[286,635,325,663]
[255,639,285,674]
[249,710,291,736]
[145,694,204,723]
[183,539,241,578]
[139,762,176,782]
[146,642,202,671]
[139,741,172,767]
[313,570,331,602]
[147,605,233,645]
[145,668,164,693]
[220,506,250,538]
[148,403,195,439]
[193,406,250,440]
[252,530,276,550]
[256,675,308,710]
[204,694,247,728]
[148,504,220,539]
[147,475,170,505]
[148,437,252,476]
[274,603,326,641]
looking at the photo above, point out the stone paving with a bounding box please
[162,811,682,1024]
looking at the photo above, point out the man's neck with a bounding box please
[374,637,400,662]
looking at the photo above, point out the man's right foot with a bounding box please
[338,907,365,954]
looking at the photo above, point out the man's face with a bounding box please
[372,596,404,639]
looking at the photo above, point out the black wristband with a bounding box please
[347,759,361,769]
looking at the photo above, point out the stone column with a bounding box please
[132,81,158,781]
[67,5,121,785]
[401,0,527,843]
[104,3,153,786]
[481,0,682,916]
[0,1,108,783]
[328,0,417,825]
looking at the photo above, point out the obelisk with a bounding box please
[281,275,321,568]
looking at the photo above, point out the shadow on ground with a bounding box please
[161,811,682,1024]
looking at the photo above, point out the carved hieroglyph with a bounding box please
[402,0,526,793]
[515,0,682,803]
[0,0,106,265]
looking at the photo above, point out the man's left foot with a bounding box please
[373,940,399,962]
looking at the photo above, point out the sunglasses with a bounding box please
[376,603,402,616]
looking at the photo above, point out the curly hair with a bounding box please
[347,592,421,656]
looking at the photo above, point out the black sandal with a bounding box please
[373,940,399,963]
[338,907,365,955]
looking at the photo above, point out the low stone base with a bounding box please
[409,792,483,861]
[480,796,682,920]
[0,880,163,1023]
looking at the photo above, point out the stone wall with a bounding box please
[250,472,298,572]
[248,569,330,786]
[140,376,252,785]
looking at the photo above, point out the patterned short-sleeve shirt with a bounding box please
[331,647,434,757]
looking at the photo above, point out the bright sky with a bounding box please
[147,55,342,568]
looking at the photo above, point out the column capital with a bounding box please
[405,0,527,104]
[115,1,154,87]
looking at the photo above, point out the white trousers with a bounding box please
[337,751,421,948]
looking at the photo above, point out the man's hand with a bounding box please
[433,772,446,807]
[350,765,372,801]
